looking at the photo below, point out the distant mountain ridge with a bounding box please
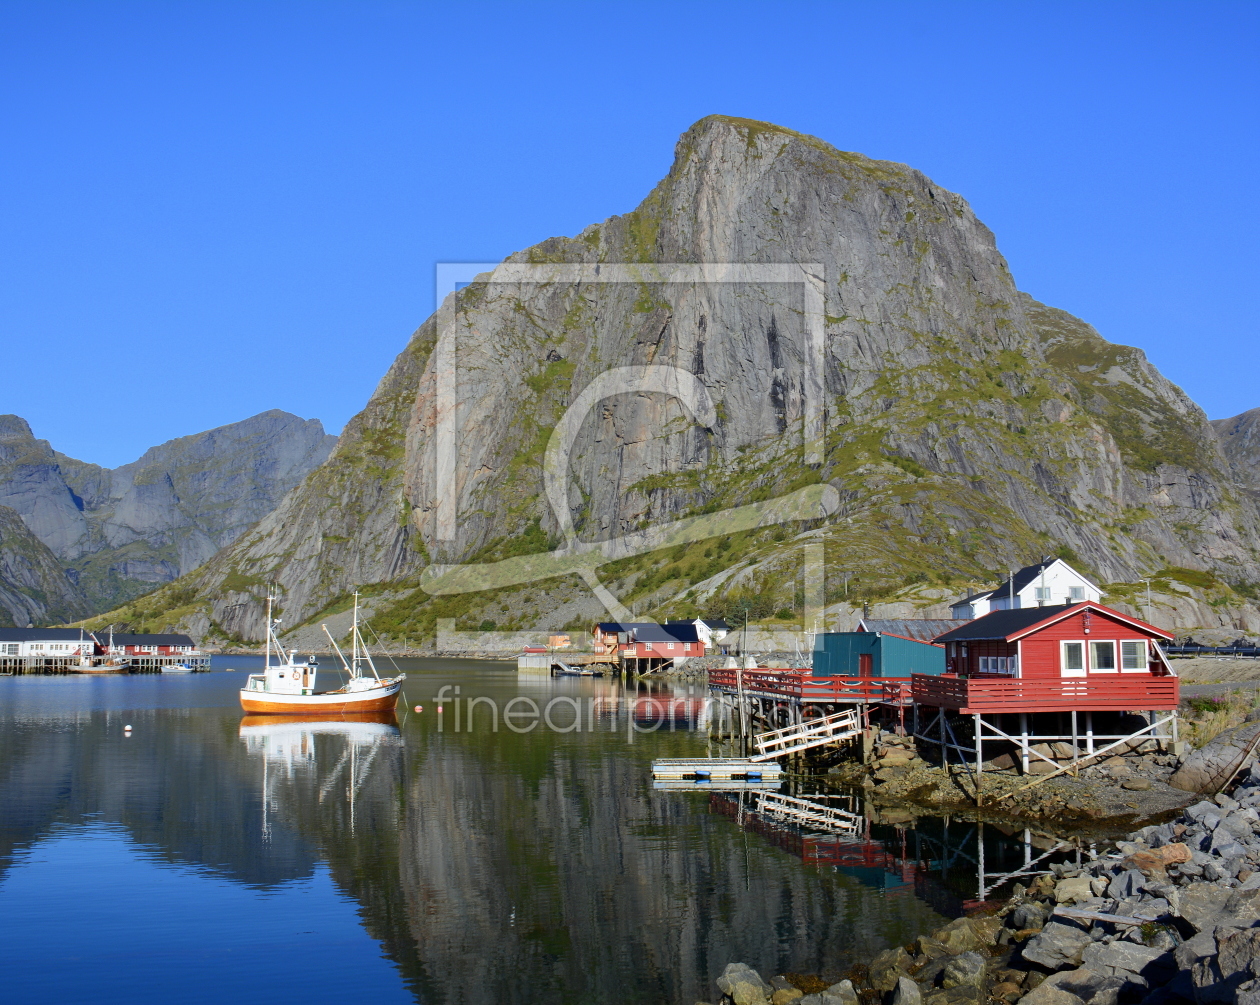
[0,410,336,617]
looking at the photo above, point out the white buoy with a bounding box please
[124,724,132,732]
[414,705,423,712]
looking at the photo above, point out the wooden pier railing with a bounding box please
[911,673,1180,713]
[708,669,912,703]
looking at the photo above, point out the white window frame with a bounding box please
[1069,586,1086,601]
[978,656,1018,675]
[1120,639,1148,673]
[1061,640,1087,677]
[1089,639,1118,673]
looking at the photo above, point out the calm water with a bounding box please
[0,659,1072,1004]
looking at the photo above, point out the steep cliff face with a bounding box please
[0,505,88,627]
[0,411,336,614]
[1213,408,1260,492]
[95,116,1260,640]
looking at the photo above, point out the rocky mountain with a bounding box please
[92,115,1260,642]
[1213,407,1260,493]
[0,411,336,615]
[0,505,89,627]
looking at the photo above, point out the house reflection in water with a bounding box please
[708,789,1086,916]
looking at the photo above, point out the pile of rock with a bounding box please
[698,764,1260,1005]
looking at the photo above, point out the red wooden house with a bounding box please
[917,601,1178,713]
[98,632,200,657]
[592,622,706,659]
[907,602,1180,782]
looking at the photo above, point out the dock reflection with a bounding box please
[709,788,1089,916]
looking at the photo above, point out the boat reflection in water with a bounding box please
[238,712,403,837]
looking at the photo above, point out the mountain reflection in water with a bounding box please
[0,660,1088,1004]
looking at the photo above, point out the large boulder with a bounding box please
[1169,721,1260,791]
[1080,940,1176,991]
[716,963,771,1005]
[1021,919,1092,970]
[891,976,922,1005]
[1192,927,1260,1003]
[1026,968,1125,1005]
[868,947,914,991]
[942,953,986,990]
[932,916,1002,953]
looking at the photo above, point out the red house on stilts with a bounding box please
[912,601,1180,777]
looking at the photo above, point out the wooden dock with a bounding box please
[651,758,783,782]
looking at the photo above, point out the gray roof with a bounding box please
[0,628,94,642]
[633,624,702,643]
[859,619,972,642]
[933,605,1080,642]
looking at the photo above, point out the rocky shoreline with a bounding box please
[697,764,1260,1005]
[823,731,1195,828]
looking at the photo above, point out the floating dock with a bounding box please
[651,758,783,784]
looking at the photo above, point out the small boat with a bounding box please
[73,658,132,674]
[239,592,404,714]
[161,664,196,674]
[553,661,604,677]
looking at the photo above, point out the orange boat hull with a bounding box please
[239,711,397,727]
[239,689,401,715]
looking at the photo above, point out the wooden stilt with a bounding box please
[975,714,984,806]
[1071,710,1079,776]
[1020,712,1030,775]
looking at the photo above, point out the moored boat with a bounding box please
[239,593,404,714]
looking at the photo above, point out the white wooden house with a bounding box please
[0,628,98,658]
[949,559,1101,620]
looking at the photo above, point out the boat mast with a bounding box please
[350,590,381,681]
[351,591,359,678]
[265,594,273,670]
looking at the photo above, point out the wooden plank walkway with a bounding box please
[751,708,862,761]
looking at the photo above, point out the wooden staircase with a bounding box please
[750,708,862,761]
[754,792,863,836]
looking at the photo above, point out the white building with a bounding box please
[949,559,1101,620]
[0,627,97,658]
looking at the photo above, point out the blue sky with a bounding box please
[1,1,1256,466]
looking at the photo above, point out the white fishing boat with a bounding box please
[161,663,196,674]
[239,593,404,714]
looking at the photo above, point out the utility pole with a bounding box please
[1143,578,1152,623]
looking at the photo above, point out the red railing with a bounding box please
[910,673,1180,712]
[708,669,912,703]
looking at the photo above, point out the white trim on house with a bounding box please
[1061,639,1087,677]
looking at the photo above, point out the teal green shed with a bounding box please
[812,631,946,677]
